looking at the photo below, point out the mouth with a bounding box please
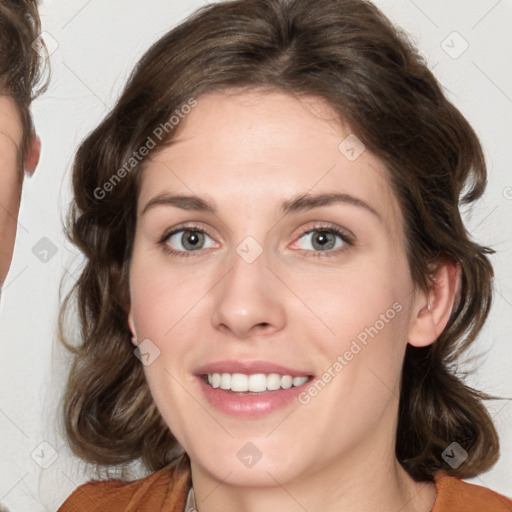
[193,360,316,416]
[200,372,314,394]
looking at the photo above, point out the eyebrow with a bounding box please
[141,192,381,220]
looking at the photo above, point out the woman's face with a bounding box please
[128,90,425,486]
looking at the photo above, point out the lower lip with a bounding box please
[196,376,312,418]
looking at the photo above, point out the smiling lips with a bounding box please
[194,360,314,417]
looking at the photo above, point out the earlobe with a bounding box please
[408,260,461,348]
[25,134,41,176]
[127,309,138,347]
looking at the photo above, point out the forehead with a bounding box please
[139,90,403,232]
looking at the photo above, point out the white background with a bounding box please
[0,0,511,510]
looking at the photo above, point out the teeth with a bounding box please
[206,372,309,392]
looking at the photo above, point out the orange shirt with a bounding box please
[58,454,512,512]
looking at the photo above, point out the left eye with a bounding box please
[165,229,216,252]
[295,229,347,252]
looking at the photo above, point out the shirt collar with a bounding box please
[184,485,197,512]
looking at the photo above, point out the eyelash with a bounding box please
[158,222,355,259]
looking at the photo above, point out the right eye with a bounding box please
[161,227,217,257]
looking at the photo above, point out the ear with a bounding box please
[408,259,461,347]
[127,308,138,347]
[24,134,41,176]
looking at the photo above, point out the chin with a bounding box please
[184,432,307,485]
[197,454,303,488]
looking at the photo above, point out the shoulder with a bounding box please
[433,471,512,512]
[57,455,191,512]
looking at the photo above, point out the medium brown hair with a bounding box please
[0,0,48,174]
[60,0,500,480]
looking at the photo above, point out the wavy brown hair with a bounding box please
[60,0,501,480]
[0,0,48,174]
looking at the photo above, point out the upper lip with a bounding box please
[194,360,314,377]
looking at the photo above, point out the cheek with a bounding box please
[128,258,203,437]
[295,253,412,410]
[129,254,210,341]
[295,253,411,344]
[288,268,410,452]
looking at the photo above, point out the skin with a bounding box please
[128,90,459,512]
[0,94,40,290]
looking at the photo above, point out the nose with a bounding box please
[210,247,287,339]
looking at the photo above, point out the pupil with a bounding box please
[183,230,203,250]
[314,231,335,250]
